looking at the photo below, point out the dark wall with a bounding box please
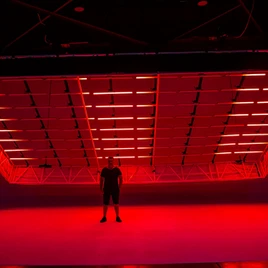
[1,177,268,209]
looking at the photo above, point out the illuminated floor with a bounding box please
[1,204,268,265]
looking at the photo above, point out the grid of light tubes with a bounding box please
[1,73,268,162]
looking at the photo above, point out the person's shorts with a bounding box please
[103,189,120,205]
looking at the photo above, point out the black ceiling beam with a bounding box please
[64,80,90,167]
[171,4,241,41]
[24,81,62,167]
[3,0,73,51]
[1,52,268,78]
[212,77,245,164]
[11,0,148,47]
[237,0,263,34]
[182,78,203,165]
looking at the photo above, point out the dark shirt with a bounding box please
[101,167,122,191]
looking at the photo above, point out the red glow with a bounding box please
[198,0,208,6]
[1,205,268,265]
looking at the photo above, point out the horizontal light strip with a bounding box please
[238,142,268,145]
[264,88,268,91]
[242,73,266,76]
[217,143,236,146]
[222,88,259,91]
[96,105,133,108]
[79,77,87,80]
[257,101,268,104]
[136,76,156,79]
[221,134,240,137]
[136,91,154,94]
[137,147,152,149]
[5,149,33,152]
[0,129,23,132]
[0,139,28,142]
[100,128,134,131]
[136,104,155,107]
[101,138,134,141]
[234,151,263,154]
[252,113,268,116]
[93,92,133,95]
[10,158,38,160]
[242,133,268,136]
[248,124,268,126]
[103,147,135,150]
[218,102,254,105]
[229,114,249,117]
[215,152,232,155]
[137,137,153,140]
[137,128,153,130]
[137,117,154,120]
[105,156,135,159]
[138,156,152,158]
[97,117,133,120]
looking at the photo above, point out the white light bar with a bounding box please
[238,142,268,145]
[96,105,133,108]
[243,133,268,136]
[252,113,268,116]
[97,117,133,120]
[242,73,266,76]
[103,147,135,150]
[100,128,134,131]
[93,92,133,95]
[101,138,134,141]
[234,151,263,154]
[248,124,268,127]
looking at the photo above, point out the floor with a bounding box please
[1,204,268,265]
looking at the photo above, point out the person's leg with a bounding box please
[112,190,122,222]
[101,191,110,222]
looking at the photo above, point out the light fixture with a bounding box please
[234,151,262,154]
[74,6,84,12]
[198,0,208,6]
[93,91,133,95]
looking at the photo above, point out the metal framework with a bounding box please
[1,71,268,184]
[9,162,261,184]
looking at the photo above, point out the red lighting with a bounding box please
[198,0,208,6]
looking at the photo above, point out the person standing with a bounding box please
[99,156,123,223]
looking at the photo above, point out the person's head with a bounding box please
[108,156,114,168]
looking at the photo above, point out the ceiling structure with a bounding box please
[0,0,267,55]
[1,0,268,184]
[0,72,268,184]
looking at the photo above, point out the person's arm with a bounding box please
[100,176,104,192]
[118,175,123,189]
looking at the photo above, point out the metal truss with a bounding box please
[258,149,268,178]
[0,145,15,182]
[3,162,261,184]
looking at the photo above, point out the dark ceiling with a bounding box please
[0,0,267,55]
